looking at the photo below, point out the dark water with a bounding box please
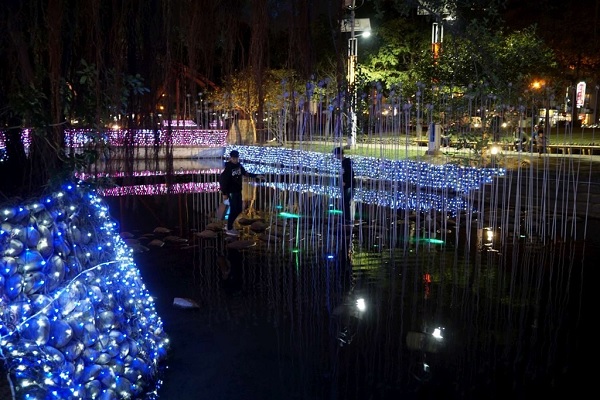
[103,183,596,400]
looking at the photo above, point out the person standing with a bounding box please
[219,150,265,236]
[536,131,547,156]
[333,147,355,224]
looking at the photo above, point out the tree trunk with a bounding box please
[250,0,268,144]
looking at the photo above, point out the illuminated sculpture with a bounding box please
[0,182,169,399]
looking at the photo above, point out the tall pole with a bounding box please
[347,0,357,148]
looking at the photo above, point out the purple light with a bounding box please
[76,169,221,180]
[161,119,197,128]
[63,128,227,147]
[98,182,220,196]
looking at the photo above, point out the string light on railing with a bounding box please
[76,168,222,181]
[229,145,505,193]
[98,182,221,196]
[61,129,228,147]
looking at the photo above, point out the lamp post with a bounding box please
[342,0,370,148]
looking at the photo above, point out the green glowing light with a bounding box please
[409,238,446,245]
[423,238,445,244]
[279,212,300,219]
[328,209,343,215]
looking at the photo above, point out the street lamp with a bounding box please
[342,0,370,148]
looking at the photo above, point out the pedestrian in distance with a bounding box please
[333,146,355,225]
[219,150,265,236]
[536,131,547,156]
[513,128,527,151]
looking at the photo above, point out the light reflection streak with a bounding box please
[76,169,221,180]
[96,179,468,214]
[98,182,220,196]
[264,181,469,213]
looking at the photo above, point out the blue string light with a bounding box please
[0,182,169,399]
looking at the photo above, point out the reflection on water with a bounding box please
[105,172,594,399]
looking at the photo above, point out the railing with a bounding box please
[412,138,600,155]
[64,128,228,148]
[547,144,600,155]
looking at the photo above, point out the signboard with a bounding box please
[340,18,371,32]
[427,123,441,155]
[576,81,586,108]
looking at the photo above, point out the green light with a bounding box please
[423,238,445,244]
[328,209,343,215]
[279,212,300,219]
[409,238,446,244]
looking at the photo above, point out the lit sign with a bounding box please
[576,81,586,108]
[340,18,371,32]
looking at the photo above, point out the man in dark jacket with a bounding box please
[333,147,355,224]
[219,150,264,236]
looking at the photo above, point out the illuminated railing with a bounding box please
[0,129,32,160]
[228,145,505,194]
[0,128,227,157]
[64,128,228,147]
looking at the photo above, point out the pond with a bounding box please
[100,161,596,400]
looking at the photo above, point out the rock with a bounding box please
[123,238,141,246]
[164,235,188,244]
[206,222,223,231]
[173,298,200,309]
[258,233,280,243]
[250,221,269,232]
[195,230,218,239]
[226,240,256,249]
[128,244,150,253]
[147,239,165,247]
[237,217,254,226]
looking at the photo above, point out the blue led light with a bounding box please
[0,182,169,399]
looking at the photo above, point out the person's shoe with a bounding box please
[225,228,240,236]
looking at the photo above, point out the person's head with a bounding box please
[229,150,240,164]
[333,146,343,159]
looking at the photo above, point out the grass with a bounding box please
[274,127,600,163]
[548,127,600,144]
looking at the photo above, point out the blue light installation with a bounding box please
[0,182,169,399]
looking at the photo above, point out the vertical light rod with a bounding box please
[432,22,443,59]
[347,0,357,148]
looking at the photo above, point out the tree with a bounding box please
[360,17,430,92]
[209,68,299,143]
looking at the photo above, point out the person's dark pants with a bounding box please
[227,192,243,230]
[342,188,353,223]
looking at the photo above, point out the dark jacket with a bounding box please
[219,161,258,194]
[341,157,355,190]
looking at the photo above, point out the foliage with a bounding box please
[360,17,430,94]
[67,59,150,129]
[358,13,558,104]
[424,23,556,96]
[209,68,344,143]
[1,55,150,197]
